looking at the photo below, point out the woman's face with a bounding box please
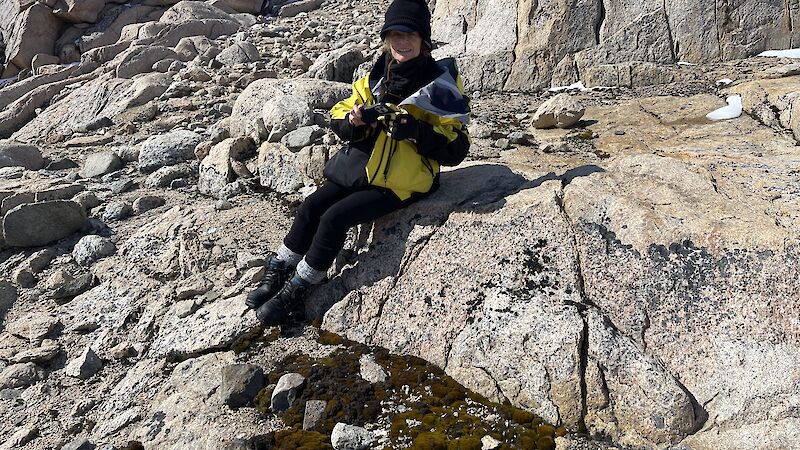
[387,30,422,63]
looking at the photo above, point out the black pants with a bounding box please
[283,182,414,271]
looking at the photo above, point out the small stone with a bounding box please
[110,341,136,360]
[494,138,511,150]
[614,130,626,136]
[302,400,326,431]
[280,125,324,151]
[170,178,189,189]
[270,373,306,412]
[7,313,60,343]
[481,435,502,450]
[175,277,212,300]
[132,196,166,214]
[330,423,375,450]
[73,235,116,266]
[46,158,79,171]
[65,347,102,380]
[12,266,36,288]
[236,252,265,269]
[215,199,233,210]
[175,299,198,318]
[72,191,100,211]
[0,362,41,389]
[508,132,529,145]
[359,354,388,383]
[531,93,585,129]
[4,424,38,448]
[109,178,134,194]
[11,339,60,364]
[47,267,93,301]
[102,201,133,222]
[61,437,95,450]
[220,364,266,408]
[81,152,122,178]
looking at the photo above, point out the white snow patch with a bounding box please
[549,81,588,93]
[758,48,800,58]
[706,95,743,121]
[716,78,734,86]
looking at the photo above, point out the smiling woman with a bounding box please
[246,0,472,327]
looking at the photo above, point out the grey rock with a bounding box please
[305,46,364,83]
[46,158,80,171]
[61,437,95,450]
[36,184,85,202]
[0,141,44,170]
[261,95,314,143]
[116,46,180,79]
[138,130,203,173]
[65,347,102,380]
[73,191,100,211]
[278,0,322,17]
[216,41,261,66]
[2,201,86,247]
[73,235,116,266]
[219,364,266,408]
[170,178,189,189]
[2,424,38,448]
[6,313,60,343]
[494,138,511,149]
[481,435,502,450]
[215,199,233,210]
[270,373,306,412]
[145,163,196,188]
[82,151,123,178]
[109,178,135,194]
[330,423,375,450]
[359,354,387,383]
[132,196,166,214]
[0,362,41,389]
[11,339,61,364]
[0,166,24,178]
[280,125,324,151]
[46,267,94,301]
[102,201,133,222]
[302,400,327,431]
[531,94,585,129]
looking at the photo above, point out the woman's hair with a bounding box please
[381,36,431,57]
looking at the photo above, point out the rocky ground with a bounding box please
[1,1,800,450]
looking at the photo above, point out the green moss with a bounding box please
[254,386,274,416]
[412,432,448,449]
[447,436,482,450]
[536,436,555,450]
[318,330,344,345]
[274,429,333,450]
[537,424,556,437]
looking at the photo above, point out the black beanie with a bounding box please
[380,0,433,50]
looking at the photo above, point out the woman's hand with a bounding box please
[349,104,377,128]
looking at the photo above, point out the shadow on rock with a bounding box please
[0,281,18,327]
[305,163,605,321]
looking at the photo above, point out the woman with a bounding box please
[246,0,471,326]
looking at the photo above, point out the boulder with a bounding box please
[305,46,364,83]
[102,201,133,222]
[270,373,305,412]
[116,46,179,79]
[65,347,102,379]
[3,200,86,247]
[149,19,241,49]
[4,3,62,71]
[219,364,265,408]
[159,0,235,22]
[278,0,321,17]
[0,141,44,170]
[198,137,251,198]
[53,0,106,24]
[230,78,349,141]
[138,130,203,173]
[46,266,94,300]
[211,0,262,14]
[81,151,123,178]
[330,423,375,450]
[145,163,196,188]
[530,94,585,129]
[215,41,260,66]
[75,5,164,53]
[257,142,323,194]
[174,36,216,61]
[261,95,314,142]
[302,400,326,431]
[359,354,387,383]
[73,235,116,266]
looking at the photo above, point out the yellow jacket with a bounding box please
[327,57,471,200]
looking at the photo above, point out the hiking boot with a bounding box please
[255,278,307,327]
[245,256,292,310]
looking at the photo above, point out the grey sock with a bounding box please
[295,258,327,285]
[275,244,303,267]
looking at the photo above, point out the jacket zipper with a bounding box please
[371,135,388,182]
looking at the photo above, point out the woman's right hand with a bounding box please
[349,104,367,126]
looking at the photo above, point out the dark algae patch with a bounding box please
[253,331,569,449]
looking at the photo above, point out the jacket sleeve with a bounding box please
[414,120,471,166]
[329,79,371,143]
